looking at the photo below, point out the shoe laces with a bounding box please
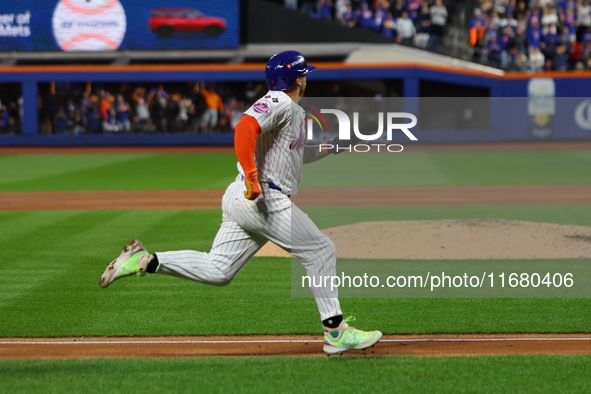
[343,316,365,335]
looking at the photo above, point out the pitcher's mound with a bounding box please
[255,219,591,260]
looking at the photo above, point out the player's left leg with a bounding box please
[101,179,268,287]
[153,217,267,285]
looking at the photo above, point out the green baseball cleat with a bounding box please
[323,316,382,355]
[100,239,151,288]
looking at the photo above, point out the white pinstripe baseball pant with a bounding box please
[155,176,342,321]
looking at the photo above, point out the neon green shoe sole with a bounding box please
[100,239,149,288]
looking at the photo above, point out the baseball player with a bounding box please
[100,51,382,355]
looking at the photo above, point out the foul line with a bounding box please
[2,338,591,345]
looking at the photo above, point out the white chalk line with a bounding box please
[2,338,591,345]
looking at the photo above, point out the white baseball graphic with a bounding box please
[52,0,127,52]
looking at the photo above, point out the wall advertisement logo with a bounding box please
[575,99,591,131]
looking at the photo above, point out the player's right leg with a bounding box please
[237,189,382,355]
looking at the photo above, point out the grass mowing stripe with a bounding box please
[0,150,589,191]
[0,154,151,184]
[0,154,237,192]
[0,211,83,245]
[302,151,450,188]
[427,150,591,186]
[0,356,590,393]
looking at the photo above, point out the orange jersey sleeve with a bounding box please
[234,114,262,179]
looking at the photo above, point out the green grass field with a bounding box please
[1,149,589,393]
[2,356,591,394]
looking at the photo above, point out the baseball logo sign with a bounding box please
[52,0,127,52]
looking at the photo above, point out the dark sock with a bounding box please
[323,315,343,328]
[146,253,160,274]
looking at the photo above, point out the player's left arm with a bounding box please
[303,144,330,164]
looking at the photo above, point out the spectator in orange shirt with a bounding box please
[99,91,113,121]
[200,84,224,133]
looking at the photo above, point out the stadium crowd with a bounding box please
[36,82,265,135]
[470,0,591,71]
[291,0,450,49]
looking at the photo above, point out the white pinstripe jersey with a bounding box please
[240,90,306,196]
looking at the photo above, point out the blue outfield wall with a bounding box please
[1,64,590,146]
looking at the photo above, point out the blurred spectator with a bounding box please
[373,2,388,30]
[390,0,406,18]
[201,84,224,133]
[528,22,543,49]
[358,1,376,30]
[487,30,504,67]
[54,107,69,134]
[0,105,9,133]
[470,17,486,60]
[166,93,182,132]
[416,3,432,34]
[568,35,583,67]
[529,46,545,71]
[244,82,263,105]
[102,104,120,133]
[334,0,350,21]
[87,105,103,134]
[429,0,448,48]
[514,25,528,53]
[396,10,416,45]
[189,83,207,132]
[309,0,333,19]
[577,0,591,41]
[382,12,396,38]
[407,0,421,22]
[228,100,246,130]
[99,91,112,122]
[115,95,131,133]
[553,44,569,70]
[70,110,86,135]
[340,4,358,27]
[148,85,169,133]
[178,94,193,131]
[4,116,19,134]
[470,8,486,29]
[541,5,559,34]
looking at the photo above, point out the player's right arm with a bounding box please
[236,94,291,200]
[234,115,262,200]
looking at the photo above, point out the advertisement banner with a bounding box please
[0,0,239,52]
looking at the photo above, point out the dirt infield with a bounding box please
[2,334,591,359]
[1,185,590,211]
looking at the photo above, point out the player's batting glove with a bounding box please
[244,170,262,200]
